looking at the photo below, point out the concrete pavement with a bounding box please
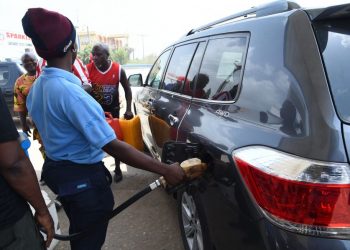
[28,137,185,250]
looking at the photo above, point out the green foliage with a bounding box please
[110,47,129,65]
[78,44,157,65]
[78,44,93,64]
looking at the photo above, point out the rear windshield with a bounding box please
[314,20,350,122]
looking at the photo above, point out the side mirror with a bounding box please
[128,74,143,87]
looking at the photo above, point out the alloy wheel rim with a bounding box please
[181,191,204,250]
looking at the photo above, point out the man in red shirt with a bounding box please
[87,43,133,183]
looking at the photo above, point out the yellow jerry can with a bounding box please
[119,115,144,151]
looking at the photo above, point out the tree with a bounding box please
[79,44,153,65]
[78,45,93,65]
[110,47,129,65]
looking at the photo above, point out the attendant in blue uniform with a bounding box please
[22,8,185,250]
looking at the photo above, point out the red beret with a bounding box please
[22,8,76,60]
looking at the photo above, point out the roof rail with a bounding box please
[186,0,300,36]
[306,3,350,21]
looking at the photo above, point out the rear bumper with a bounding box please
[259,218,350,250]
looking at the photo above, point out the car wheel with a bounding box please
[177,187,211,250]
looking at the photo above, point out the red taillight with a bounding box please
[233,146,350,238]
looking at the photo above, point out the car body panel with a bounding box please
[135,3,350,250]
[137,87,162,158]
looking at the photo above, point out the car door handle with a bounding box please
[168,114,179,126]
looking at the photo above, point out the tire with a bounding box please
[177,186,212,250]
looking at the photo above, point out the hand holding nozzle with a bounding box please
[46,158,208,241]
[159,158,207,189]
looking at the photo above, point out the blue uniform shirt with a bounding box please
[27,67,116,164]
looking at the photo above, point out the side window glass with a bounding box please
[198,37,247,101]
[0,66,10,87]
[163,43,197,93]
[184,42,206,97]
[147,50,170,88]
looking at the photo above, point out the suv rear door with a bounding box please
[145,41,206,159]
[136,50,171,159]
[310,5,350,163]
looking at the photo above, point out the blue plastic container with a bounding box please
[19,132,31,157]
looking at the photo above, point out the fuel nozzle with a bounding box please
[158,158,207,192]
[48,158,208,241]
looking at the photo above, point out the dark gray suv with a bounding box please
[133,1,350,249]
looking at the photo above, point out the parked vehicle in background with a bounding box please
[123,64,152,81]
[132,1,350,249]
[121,64,152,114]
[0,61,25,117]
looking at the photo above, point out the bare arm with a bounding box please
[120,68,133,119]
[18,111,31,136]
[103,139,185,185]
[0,140,54,247]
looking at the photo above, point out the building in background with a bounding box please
[78,30,129,51]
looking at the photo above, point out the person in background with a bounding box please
[13,52,37,136]
[22,8,185,250]
[0,88,54,250]
[87,43,133,183]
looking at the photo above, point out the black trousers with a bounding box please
[42,158,114,250]
[0,210,44,250]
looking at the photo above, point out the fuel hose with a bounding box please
[41,158,207,241]
[42,179,163,241]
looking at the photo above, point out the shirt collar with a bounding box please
[42,67,81,86]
